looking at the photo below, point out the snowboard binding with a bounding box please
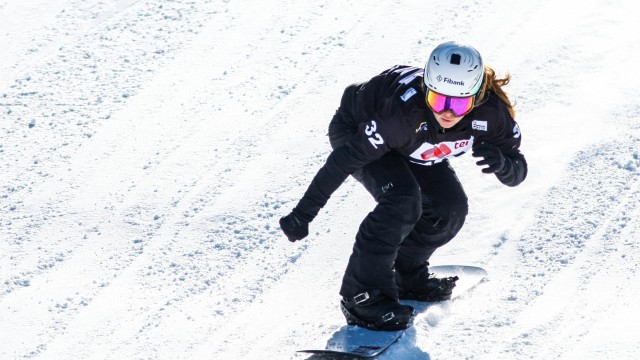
[398,275,459,301]
[340,290,414,331]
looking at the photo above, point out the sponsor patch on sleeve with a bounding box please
[400,88,417,102]
[472,120,488,131]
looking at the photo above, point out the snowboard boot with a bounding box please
[340,290,415,331]
[396,267,459,302]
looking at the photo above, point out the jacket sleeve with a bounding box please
[477,98,528,187]
[493,119,527,187]
[293,66,413,222]
[495,150,527,187]
[294,118,393,222]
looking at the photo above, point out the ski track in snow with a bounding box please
[1,0,639,359]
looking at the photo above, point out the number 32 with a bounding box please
[365,120,385,149]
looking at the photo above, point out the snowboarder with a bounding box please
[279,41,527,331]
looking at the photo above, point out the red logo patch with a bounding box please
[421,144,452,160]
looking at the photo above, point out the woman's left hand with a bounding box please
[472,142,506,174]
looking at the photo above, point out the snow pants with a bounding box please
[329,112,469,300]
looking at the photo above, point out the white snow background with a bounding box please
[1,0,639,359]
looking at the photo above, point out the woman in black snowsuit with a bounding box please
[280,42,527,331]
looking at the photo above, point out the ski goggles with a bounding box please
[426,89,475,117]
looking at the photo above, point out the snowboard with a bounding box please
[297,265,487,358]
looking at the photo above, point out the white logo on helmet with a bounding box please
[443,78,464,86]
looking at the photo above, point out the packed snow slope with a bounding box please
[1,0,639,359]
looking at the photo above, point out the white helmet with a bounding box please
[424,41,484,97]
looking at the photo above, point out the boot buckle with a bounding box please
[382,312,395,322]
[353,292,370,304]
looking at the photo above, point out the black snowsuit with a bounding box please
[294,65,527,300]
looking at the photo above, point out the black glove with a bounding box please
[472,142,506,174]
[279,210,309,242]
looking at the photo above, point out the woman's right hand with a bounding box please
[279,210,310,242]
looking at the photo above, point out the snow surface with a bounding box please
[1,0,639,359]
